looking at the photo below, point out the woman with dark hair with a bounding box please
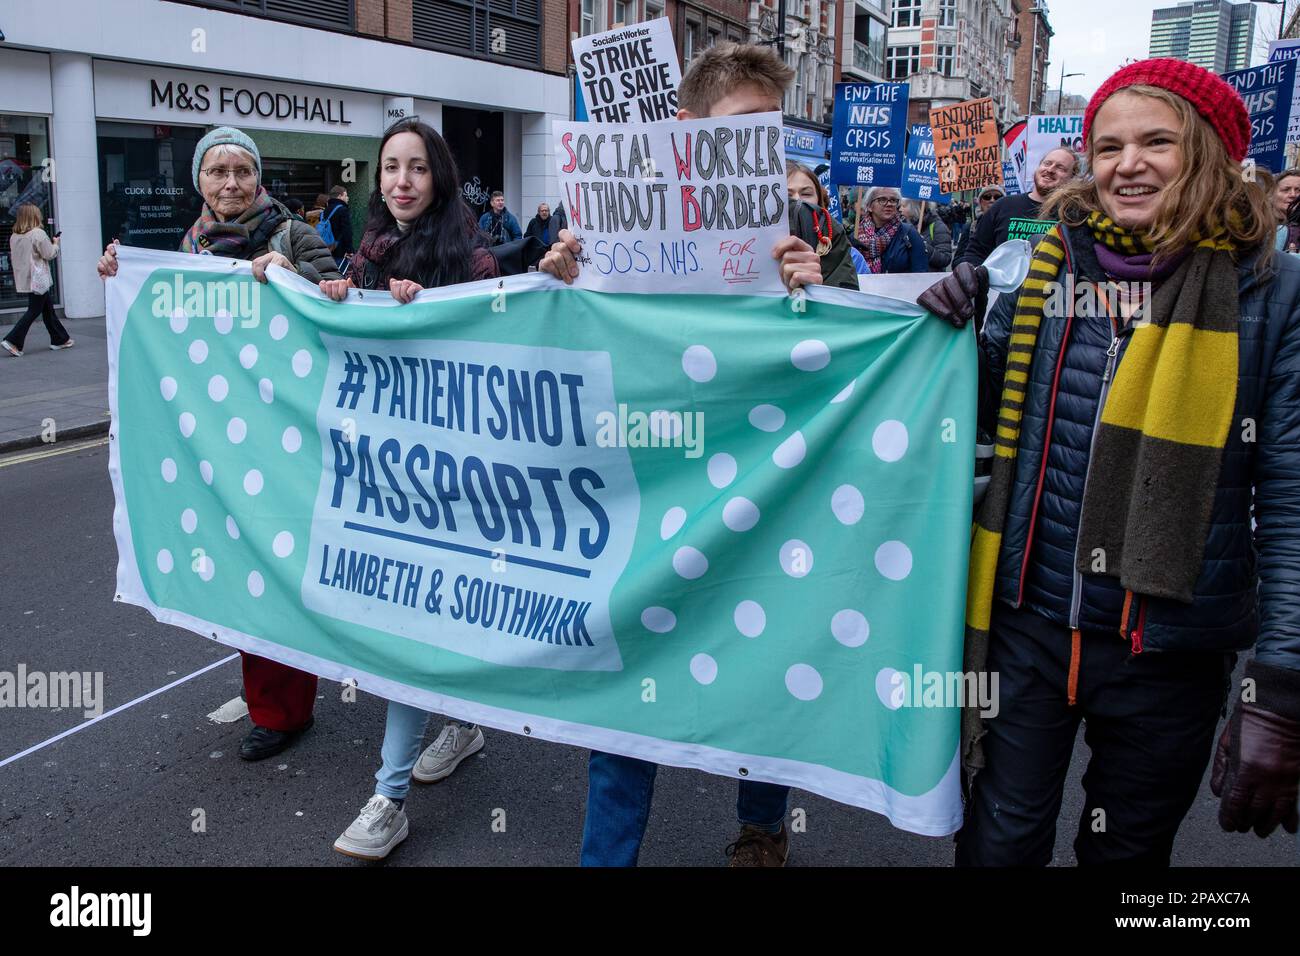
[321,118,496,860]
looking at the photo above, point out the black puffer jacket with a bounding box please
[980,222,1300,669]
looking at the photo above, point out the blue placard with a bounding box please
[830,82,909,188]
[1001,160,1022,195]
[900,124,951,205]
[820,167,843,221]
[1223,60,1295,174]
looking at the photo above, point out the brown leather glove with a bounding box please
[1211,659,1300,838]
[916,262,988,329]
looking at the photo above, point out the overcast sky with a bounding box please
[1047,0,1290,100]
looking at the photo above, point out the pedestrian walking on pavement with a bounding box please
[3,203,73,356]
[96,125,340,764]
[959,58,1300,866]
[319,117,496,861]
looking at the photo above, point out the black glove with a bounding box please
[1211,659,1300,838]
[916,262,988,329]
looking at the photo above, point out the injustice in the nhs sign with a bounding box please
[149,79,352,126]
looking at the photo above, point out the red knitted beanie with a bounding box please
[1082,58,1251,163]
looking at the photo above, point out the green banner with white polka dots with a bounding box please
[107,247,975,835]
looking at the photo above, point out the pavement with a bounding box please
[0,316,110,452]
[0,437,1296,867]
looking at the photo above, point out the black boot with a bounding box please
[239,717,314,761]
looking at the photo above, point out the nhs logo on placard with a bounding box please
[857,167,874,184]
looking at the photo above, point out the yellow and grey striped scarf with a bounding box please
[962,212,1238,771]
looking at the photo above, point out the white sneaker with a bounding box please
[333,794,409,860]
[412,723,484,783]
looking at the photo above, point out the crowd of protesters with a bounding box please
[85,40,1300,868]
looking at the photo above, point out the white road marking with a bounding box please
[0,435,110,468]
[0,653,239,770]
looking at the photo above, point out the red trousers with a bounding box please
[240,652,317,731]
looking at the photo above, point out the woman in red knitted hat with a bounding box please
[958,58,1300,865]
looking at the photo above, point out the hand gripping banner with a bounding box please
[106,247,975,835]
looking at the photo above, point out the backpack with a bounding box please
[269,220,295,260]
[316,204,341,247]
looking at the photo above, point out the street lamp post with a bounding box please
[1055,64,1085,113]
[1254,0,1290,42]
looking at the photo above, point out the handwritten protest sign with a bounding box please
[553,113,788,294]
[572,18,681,124]
[900,125,950,205]
[929,98,1001,194]
[1024,114,1084,182]
[1225,60,1296,173]
[1267,39,1300,145]
[831,82,909,188]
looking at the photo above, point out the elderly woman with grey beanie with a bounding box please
[96,127,339,764]
[97,126,339,284]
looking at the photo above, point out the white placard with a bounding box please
[1268,39,1300,146]
[572,18,682,124]
[1024,114,1085,183]
[553,113,789,294]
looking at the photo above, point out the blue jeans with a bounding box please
[580,750,790,866]
[374,700,430,801]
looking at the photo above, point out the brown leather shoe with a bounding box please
[725,823,789,867]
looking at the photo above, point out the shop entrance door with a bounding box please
[442,107,503,218]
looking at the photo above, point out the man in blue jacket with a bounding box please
[478,191,522,246]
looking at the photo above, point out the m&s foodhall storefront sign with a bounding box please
[92,60,384,136]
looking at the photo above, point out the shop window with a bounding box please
[0,115,56,311]
[96,122,205,254]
